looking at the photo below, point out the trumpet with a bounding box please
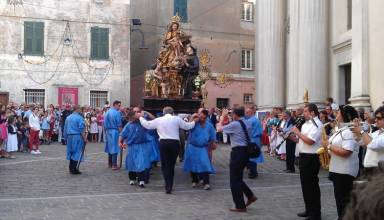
[339,122,371,132]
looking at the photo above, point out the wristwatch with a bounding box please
[360,130,365,135]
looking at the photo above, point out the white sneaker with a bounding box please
[35,150,41,154]
[129,181,135,185]
[203,184,210,190]
[139,181,145,188]
[192,182,197,188]
[30,150,37,155]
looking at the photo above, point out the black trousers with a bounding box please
[299,153,321,218]
[159,139,180,191]
[230,147,255,209]
[329,172,354,220]
[191,172,209,184]
[129,171,147,182]
[286,140,296,172]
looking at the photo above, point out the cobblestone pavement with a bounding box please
[0,143,337,220]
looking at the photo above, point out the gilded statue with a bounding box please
[145,14,199,99]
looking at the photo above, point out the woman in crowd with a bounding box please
[29,107,41,154]
[183,109,217,190]
[119,108,152,188]
[326,105,359,220]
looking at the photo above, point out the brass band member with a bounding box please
[292,103,323,220]
[353,105,384,178]
[326,105,359,220]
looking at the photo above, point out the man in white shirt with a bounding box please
[29,107,41,155]
[353,105,384,178]
[292,103,323,220]
[139,106,198,194]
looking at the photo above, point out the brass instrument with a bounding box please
[339,122,371,132]
[317,124,330,170]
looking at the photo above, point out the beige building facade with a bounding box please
[130,0,256,109]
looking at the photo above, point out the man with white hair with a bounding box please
[139,106,198,194]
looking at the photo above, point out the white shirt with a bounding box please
[29,113,40,130]
[139,114,195,140]
[297,116,323,154]
[329,127,359,177]
[364,129,384,168]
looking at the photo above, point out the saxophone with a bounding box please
[316,125,330,170]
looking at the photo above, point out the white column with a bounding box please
[349,0,370,108]
[255,0,286,110]
[287,0,329,108]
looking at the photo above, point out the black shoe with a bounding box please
[297,211,309,218]
[305,216,321,220]
[165,187,172,194]
[72,169,82,175]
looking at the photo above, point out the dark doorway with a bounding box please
[0,92,9,107]
[339,64,351,104]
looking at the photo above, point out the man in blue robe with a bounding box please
[104,100,122,170]
[183,109,216,190]
[119,108,152,187]
[64,105,87,175]
[245,107,264,179]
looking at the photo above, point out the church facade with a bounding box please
[255,0,383,110]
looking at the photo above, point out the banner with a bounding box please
[58,87,78,107]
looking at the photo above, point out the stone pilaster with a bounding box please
[349,0,371,109]
[255,0,286,110]
[286,0,329,108]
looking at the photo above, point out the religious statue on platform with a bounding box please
[145,14,199,99]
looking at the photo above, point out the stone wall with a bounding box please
[0,0,131,107]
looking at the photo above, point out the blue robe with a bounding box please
[245,116,264,163]
[104,108,122,154]
[64,112,85,161]
[148,130,160,162]
[120,121,152,172]
[183,122,216,174]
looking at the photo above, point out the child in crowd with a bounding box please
[6,116,18,159]
[16,115,23,152]
[90,113,98,143]
[41,111,51,144]
[19,120,29,152]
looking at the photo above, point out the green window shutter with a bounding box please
[100,28,109,59]
[174,0,188,23]
[34,22,44,55]
[91,27,109,60]
[91,27,98,59]
[24,21,44,55]
[24,22,33,54]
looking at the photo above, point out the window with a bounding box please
[91,27,109,60]
[24,21,44,56]
[243,93,253,104]
[174,0,188,23]
[347,0,352,30]
[24,89,45,105]
[241,49,253,70]
[216,98,229,109]
[90,90,108,108]
[241,1,253,22]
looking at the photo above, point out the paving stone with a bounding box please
[0,143,337,219]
